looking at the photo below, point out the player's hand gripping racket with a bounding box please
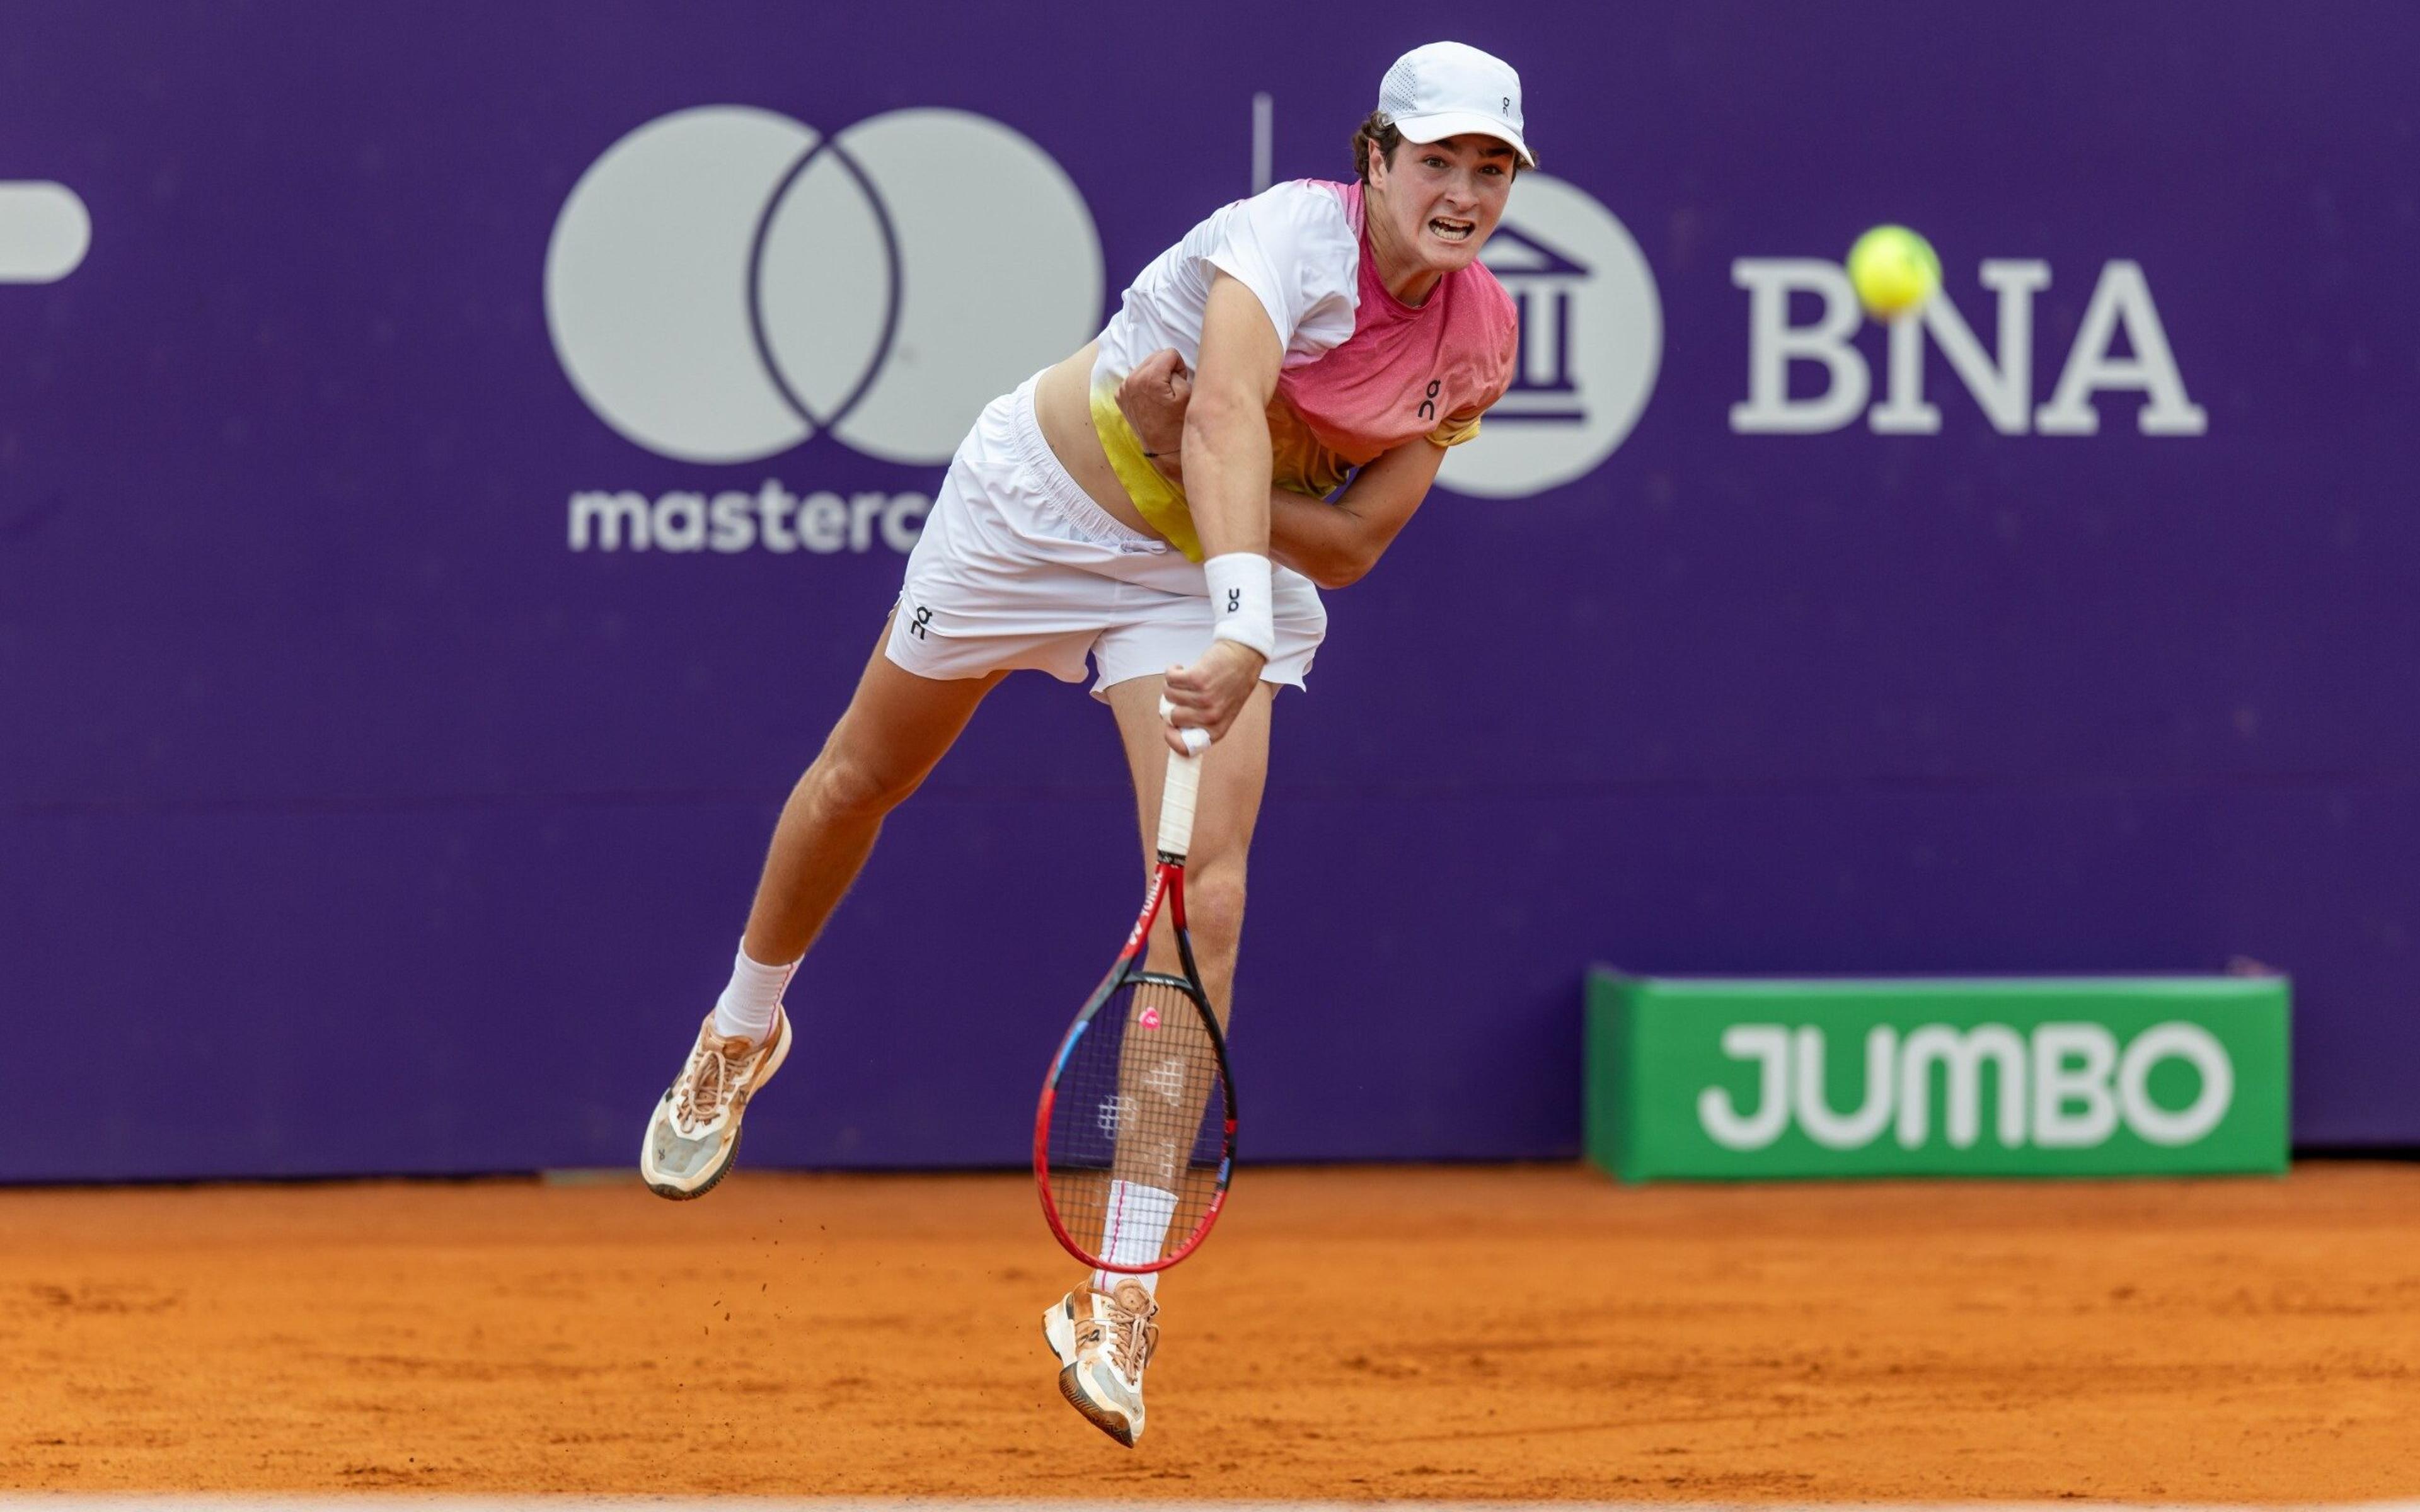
[1034,724,1236,1273]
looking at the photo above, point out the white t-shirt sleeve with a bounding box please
[1200,183,1359,360]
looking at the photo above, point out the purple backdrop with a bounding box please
[4,2,2416,1180]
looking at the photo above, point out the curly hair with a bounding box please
[1351,110,1403,183]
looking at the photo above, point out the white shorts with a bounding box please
[884,376,1327,698]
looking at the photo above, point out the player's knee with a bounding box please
[1183,862,1247,949]
[804,747,924,822]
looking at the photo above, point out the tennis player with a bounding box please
[641,40,1533,1446]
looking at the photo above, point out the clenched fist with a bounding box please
[1115,347,1193,485]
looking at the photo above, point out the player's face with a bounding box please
[1371,134,1516,275]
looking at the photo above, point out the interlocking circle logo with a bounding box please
[546,105,1104,467]
[1438,173,1662,499]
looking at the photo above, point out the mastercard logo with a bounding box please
[545,106,1103,467]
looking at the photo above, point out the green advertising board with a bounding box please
[1586,971,2290,1181]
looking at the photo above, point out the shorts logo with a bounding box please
[907,604,934,640]
[1439,173,1663,500]
[546,106,1103,467]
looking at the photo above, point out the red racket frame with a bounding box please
[1033,854,1238,1273]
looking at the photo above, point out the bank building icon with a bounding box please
[1480,223,1589,425]
[1437,175,1661,499]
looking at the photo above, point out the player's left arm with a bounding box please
[1265,310,1518,587]
[1265,438,1445,588]
[1115,346,1451,589]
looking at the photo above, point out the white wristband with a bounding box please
[1202,551,1276,660]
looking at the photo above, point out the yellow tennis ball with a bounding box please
[1847,225,1941,321]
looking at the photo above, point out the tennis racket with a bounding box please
[1034,735,1236,1274]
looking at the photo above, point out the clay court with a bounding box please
[4,1162,2414,1501]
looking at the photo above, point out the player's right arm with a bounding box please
[1182,273,1283,563]
[1159,273,1286,752]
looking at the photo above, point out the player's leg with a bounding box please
[742,627,1008,965]
[644,372,1109,1200]
[1090,567,1317,1052]
[1098,672,1269,1259]
[1107,673,1276,1025]
[642,623,1005,1200]
[1043,674,1274,1446]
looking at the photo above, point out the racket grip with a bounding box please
[1157,747,1202,860]
[1156,694,1213,756]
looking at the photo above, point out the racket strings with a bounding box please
[1044,975,1226,1270]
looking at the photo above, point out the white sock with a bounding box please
[712,941,795,1042]
[1092,1179,1177,1296]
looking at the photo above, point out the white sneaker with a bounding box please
[639,1009,790,1200]
[1042,1278,1158,1446]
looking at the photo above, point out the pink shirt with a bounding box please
[1088,178,1520,557]
[1269,181,1519,493]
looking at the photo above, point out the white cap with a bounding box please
[1377,42,1533,168]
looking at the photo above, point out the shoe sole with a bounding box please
[1057,1363,1139,1448]
[640,1012,793,1201]
[1042,1303,1141,1448]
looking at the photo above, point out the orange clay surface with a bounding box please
[1,1163,2416,1501]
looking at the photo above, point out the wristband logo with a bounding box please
[1439,173,1662,500]
[546,105,1103,467]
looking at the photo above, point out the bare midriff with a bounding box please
[1034,341,1161,539]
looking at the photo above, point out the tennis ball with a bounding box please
[1847,225,1941,321]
